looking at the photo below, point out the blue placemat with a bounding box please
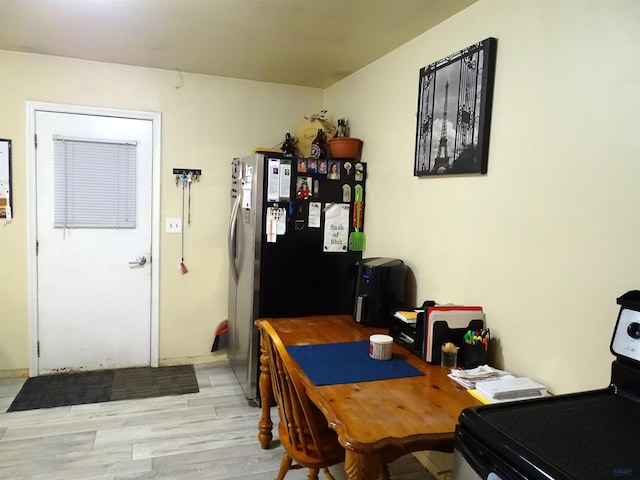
[286,340,424,386]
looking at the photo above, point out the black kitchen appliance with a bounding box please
[353,257,407,327]
[453,290,640,479]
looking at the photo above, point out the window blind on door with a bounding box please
[53,136,137,228]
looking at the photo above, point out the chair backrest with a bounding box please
[257,320,335,459]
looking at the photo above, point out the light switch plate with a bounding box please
[166,217,182,233]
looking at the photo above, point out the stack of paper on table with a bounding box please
[475,376,547,402]
[447,365,509,389]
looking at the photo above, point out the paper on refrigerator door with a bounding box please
[267,158,280,202]
[308,202,321,228]
[279,160,291,200]
[242,165,253,210]
[276,209,286,235]
[323,203,349,252]
[266,206,286,242]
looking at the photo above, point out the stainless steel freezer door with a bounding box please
[227,195,241,389]
[228,155,264,401]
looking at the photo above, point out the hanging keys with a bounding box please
[173,169,202,184]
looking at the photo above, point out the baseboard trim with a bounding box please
[159,350,228,367]
[0,368,29,380]
[0,351,229,380]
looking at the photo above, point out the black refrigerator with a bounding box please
[228,153,366,401]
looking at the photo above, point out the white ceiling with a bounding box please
[0,0,477,88]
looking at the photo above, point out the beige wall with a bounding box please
[325,0,640,394]
[0,50,323,373]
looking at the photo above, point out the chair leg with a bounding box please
[378,463,390,480]
[275,454,293,480]
[307,468,320,480]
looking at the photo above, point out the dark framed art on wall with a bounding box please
[414,37,497,177]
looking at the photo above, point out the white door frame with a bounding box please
[26,101,162,376]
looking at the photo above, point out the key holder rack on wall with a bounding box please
[173,168,202,181]
[173,168,202,275]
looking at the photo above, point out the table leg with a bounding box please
[344,451,381,480]
[258,334,273,449]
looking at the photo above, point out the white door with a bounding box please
[35,110,154,374]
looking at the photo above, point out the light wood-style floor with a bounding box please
[0,360,436,479]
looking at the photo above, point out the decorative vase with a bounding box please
[310,129,328,159]
[328,137,363,159]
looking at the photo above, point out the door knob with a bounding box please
[129,255,147,266]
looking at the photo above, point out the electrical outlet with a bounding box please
[166,217,182,233]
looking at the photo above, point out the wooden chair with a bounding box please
[257,320,346,480]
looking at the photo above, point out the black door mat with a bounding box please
[7,364,199,412]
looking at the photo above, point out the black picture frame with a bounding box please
[414,37,497,177]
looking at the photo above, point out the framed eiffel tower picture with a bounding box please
[414,37,497,177]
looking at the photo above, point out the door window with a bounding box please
[53,136,137,228]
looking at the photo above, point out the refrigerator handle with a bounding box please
[228,195,242,285]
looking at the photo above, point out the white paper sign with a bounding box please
[276,208,286,235]
[267,158,280,201]
[323,203,350,252]
[266,207,286,242]
[279,160,291,200]
[308,202,321,228]
[242,165,253,210]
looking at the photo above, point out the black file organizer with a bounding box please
[429,318,484,365]
[389,317,420,354]
[389,301,436,355]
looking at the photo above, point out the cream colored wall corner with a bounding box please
[0,50,323,373]
[324,0,640,394]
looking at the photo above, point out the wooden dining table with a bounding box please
[256,314,481,480]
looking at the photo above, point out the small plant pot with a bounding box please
[329,137,363,159]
